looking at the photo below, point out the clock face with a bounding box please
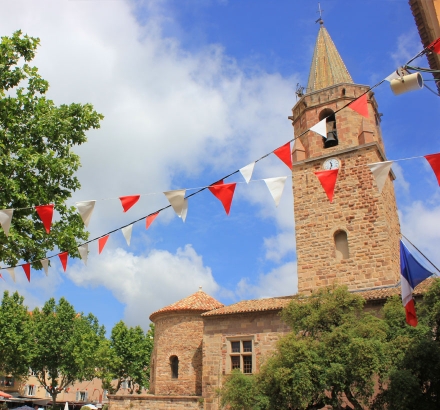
[323,158,340,170]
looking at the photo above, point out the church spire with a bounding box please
[306,23,353,93]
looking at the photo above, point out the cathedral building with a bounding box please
[109,21,428,410]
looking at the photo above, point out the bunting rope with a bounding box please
[1,38,439,279]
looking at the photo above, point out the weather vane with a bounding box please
[316,3,324,25]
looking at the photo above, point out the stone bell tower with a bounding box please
[290,21,401,294]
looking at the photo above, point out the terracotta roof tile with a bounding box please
[202,296,293,317]
[150,289,224,321]
[354,277,436,301]
[202,279,438,317]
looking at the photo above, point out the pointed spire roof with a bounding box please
[149,287,224,321]
[307,23,353,92]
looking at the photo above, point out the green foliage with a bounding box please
[0,291,31,378]
[258,287,389,410]
[0,30,103,267]
[219,369,267,410]
[373,283,440,409]
[28,297,105,404]
[97,321,154,394]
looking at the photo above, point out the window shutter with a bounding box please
[85,392,88,401]
[76,391,80,401]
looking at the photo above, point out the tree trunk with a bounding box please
[51,392,58,409]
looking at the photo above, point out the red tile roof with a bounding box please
[202,278,438,317]
[202,296,293,317]
[150,289,224,321]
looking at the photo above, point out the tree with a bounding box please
[28,297,105,406]
[218,369,267,410]
[97,321,154,395]
[219,286,390,410]
[0,291,32,379]
[0,31,103,268]
[373,282,440,410]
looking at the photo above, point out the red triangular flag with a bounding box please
[314,169,339,203]
[22,263,31,282]
[119,195,140,212]
[59,252,68,272]
[146,211,159,229]
[98,235,110,254]
[425,153,440,186]
[273,142,292,169]
[405,299,418,327]
[35,204,54,234]
[348,94,369,118]
[428,37,440,54]
[208,182,236,215]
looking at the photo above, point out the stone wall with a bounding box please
[201,310,290,410]
[290,83,401,294]
[150,312,204,396]
[109,394,202,410]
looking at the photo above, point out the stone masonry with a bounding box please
[290,83,401,294]
[201,309,291,410]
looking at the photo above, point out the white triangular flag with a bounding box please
[78,244,88,265]
[163,189,186,216]
[310,118,327,138]
[0,209,14,237]
[121,224,133,246]
[239,162,255,184]
[40,259,49,276]
[264,177,288,207]
[76,200,96,227]
[367,161,393,193]
[180,199,188,222]
[6,267,15,282]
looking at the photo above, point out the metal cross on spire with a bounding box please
[315,2,324,25]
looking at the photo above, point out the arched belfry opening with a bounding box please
[334,230,349,260]
[319,108,338,148]
[170,355,179,379]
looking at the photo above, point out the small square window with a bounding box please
[231,356,240,370]
[243,356,252,374]
[231,341,240,353]
[243,341,252,352]
[228,338,254,374]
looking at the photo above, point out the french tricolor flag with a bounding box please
[400,240,433,327]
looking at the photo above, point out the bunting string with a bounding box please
[1,39,439,279]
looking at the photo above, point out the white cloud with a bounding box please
[66,244,219,329]
[392,162,410,194]
[0,0,300,326]
[0,0,297,240]
[235,261,298,300]
[399,201,440,269]
[391,30,420,68]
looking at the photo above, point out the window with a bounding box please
[25,385,36,396]
[0,377,14,387]
[103,390,108,400]
[319,108,338,148]
[334,230,349,260]
[76,391,88,401]
[228,339,254,374]
[170,356,179,379]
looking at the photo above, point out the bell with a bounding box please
[324,131,338,148]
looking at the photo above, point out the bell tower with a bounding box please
[290,21,401,294]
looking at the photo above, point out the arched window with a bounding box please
[170,356,179,379]
[319,108,338,148]
[334,230,349,260]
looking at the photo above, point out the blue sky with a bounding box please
[1,0,439,333]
